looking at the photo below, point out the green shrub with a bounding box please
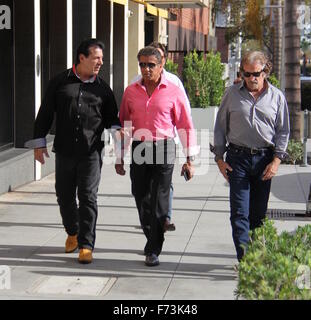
[183,50,225,108]
[235,219,311,300]
[283,139,303,164]
[268,73,280,89]
[165,59,179,77]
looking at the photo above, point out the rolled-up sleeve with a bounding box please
[174,93,199,157]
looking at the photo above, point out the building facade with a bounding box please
[0,0,169,194]
[0,0,218,194]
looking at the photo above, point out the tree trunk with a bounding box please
[273,0,282,82]
[285,0,302,141]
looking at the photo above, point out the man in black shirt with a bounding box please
[26,39,121,264]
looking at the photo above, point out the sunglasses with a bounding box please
[139,62,158,69]
[242,68,265,78]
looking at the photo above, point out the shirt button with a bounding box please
[75,138,78,142]
[77,115,80,119]
[79,104,81,107]
[76,127,79,130]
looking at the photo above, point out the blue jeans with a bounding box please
[226,147,273,261]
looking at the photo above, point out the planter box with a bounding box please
[191,106,218,132]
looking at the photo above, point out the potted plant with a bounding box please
[183,50,225,131]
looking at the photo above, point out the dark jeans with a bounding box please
[226,146,273,261]
[55,150,102,250]
[130,139,176,256]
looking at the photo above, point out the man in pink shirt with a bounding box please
[115,46,197,267]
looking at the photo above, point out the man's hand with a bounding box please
[34,148,49,165]
[216,159,233,182]
[262,157,281,181]
[115,158,126,176]
[181,161,195,181]
[113,127,134,142]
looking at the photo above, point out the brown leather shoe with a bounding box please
[78,248,93,264]
[65,235,78,253]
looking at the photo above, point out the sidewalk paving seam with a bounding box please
[15,227,63,272]
[295,164,308,202]
[162,171,220,299]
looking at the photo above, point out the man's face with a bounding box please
[79,46,103,77]
[139,55,162,83]
[242,62,266,92]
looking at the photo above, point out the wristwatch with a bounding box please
[187,155,195,162]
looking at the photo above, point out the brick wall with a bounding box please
[216,27,228,63]
[169,8,209,34]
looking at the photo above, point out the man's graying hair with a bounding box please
[137,46,162,64]
[240,51,272,76]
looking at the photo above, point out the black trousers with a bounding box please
[130,139,176,256]
[55,150,102,250]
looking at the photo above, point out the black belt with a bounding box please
[228,143,273,155]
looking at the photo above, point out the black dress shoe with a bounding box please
[145,254,160,266]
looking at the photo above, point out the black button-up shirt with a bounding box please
[34,68,121,156]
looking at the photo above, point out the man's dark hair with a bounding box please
[137,46,162,64]
[148,41,168,60]
[75,38,105,65]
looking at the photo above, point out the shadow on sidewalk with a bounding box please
[0,245,237,281]
[271,172,311,203]
[0,221,144,235]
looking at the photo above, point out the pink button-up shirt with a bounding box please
[119,73,198,156]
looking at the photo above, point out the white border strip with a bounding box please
[124,3,128,87]
[67,0,73,68]
[92,0,97,38]
[34,0,41,180]
[110,0,114,88]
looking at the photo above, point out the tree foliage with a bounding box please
[217,0,274,53]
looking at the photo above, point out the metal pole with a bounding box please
[301,109,309,167]
[281,2,285,92]
[307,184,311,216]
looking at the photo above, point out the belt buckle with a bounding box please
[250,148,258,155]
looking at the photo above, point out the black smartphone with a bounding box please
[183,170,190,181]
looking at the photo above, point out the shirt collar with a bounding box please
[136,70,168,88]
[71,64,96,83]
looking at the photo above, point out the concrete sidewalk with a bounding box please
[0,144,310,300]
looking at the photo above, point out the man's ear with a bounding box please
[79,54,86,63]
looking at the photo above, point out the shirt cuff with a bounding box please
[110,125,122,130]
[274,150,288,161]
[183,145,200,157]
[210,143,226,157]
[24,138,47,149]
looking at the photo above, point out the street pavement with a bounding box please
[0,137,310,300]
